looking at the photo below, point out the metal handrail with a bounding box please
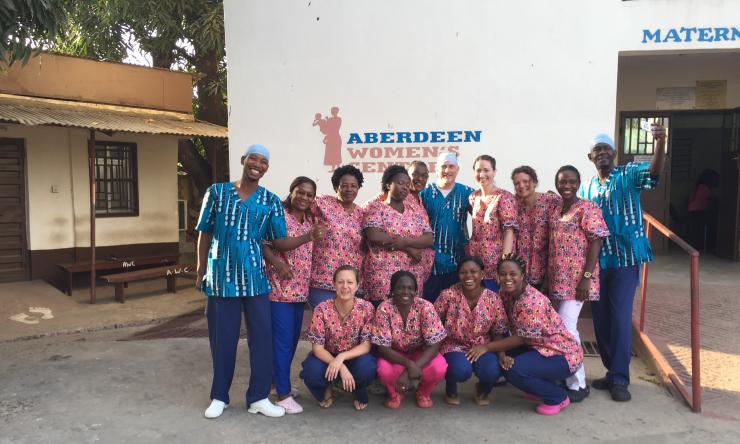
[638,212,701,412]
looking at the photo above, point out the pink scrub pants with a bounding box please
[376,350,447,398]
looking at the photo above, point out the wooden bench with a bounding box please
[57,254,179,296]
[101,264,194,303]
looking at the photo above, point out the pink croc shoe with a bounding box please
[276,396,303,414]
[536,397,570,415]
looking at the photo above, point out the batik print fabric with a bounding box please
[579,162,658,269]
[501,285,583,373]
[267,211,313,303]
[305,298,375,354]
[548,199,610,301]
[371,297,447,353]
[362,199,433,301]
[195,182,287,297]
[465,189,519,280]
[434,284,508,355]
[310,195,365,291]
[516,192,561,286]
[420,183,475,276]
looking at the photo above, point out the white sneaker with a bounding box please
[204,399,228,419]
[247,398,286,418]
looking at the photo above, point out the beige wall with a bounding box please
[617,52,740,113]
[0,52,193,113]
[0,123,179,251]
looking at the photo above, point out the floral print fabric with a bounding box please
[548,199,610,301]
[434,284,508,355]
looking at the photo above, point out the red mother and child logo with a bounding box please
[313,107,343,167]
[313,105,483,173]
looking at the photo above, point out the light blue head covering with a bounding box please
[436,152,459,168]
[589,134,615,150]
[243,144,270,162]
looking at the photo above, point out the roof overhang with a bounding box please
[0,93,228,138]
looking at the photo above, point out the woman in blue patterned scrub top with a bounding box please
[196,144,294,419]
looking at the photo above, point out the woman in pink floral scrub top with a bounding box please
[262,177,325,414]
[309,165,366,308]
[372,270,448,409]
[466,155,519,291]
[547,166,609,402]
[511,165,561,290]
[483,254,584,416]
[363,165,434,303]
[300,265,377,411]
[434,256,508,406]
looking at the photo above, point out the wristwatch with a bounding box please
[583,271,593,279]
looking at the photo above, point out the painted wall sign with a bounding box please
[642,27,740,43]
[313,105,482,173]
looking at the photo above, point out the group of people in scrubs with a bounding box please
[194,123,666,418]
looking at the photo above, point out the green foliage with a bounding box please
[1,0,64,66]
[4,0,228,186]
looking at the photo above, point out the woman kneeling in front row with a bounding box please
[300,265,377,410]
[372,270,448,409]
[435,256,509,406]
[488,254,584,415]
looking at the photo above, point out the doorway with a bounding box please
[619,110,740,260]
[0,138,29,281]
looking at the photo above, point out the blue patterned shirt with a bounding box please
[578,162,658,269]
[420,182,475,276]
[196,182,287,297]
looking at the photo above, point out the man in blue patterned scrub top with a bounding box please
[579,125,666,403]
[420,152,474,302]
[196,144,293,419]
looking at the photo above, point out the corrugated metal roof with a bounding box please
[0,93,227,138]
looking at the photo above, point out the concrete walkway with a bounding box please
[1,327,738,444]
[635,252,740,420]
[0,279,204,342]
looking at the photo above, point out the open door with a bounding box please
[619,114,671,253]
[716,108,740,260]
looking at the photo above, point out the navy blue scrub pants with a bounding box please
[422,272,459,303]
[307,287,335,310]
[592,265,640,386]
[482,278,500,292]
[207,295,272,407]
[299,352,377,404]
[504,347,573,405]
[271,301,305,397]
[444,351,502,396]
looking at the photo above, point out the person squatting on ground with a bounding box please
[196,144,295,419]
[434,256,508,406]
[262,176,325,414]
[300,265,377,411]
[579,124,666,402]
[372,270,448,409]
[490,254,585,415]
[548,165,609,402]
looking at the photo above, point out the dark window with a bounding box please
[95,142,138,217]
[622,116,670,155]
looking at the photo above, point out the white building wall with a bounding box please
[0,124,179,251]
[224,0,740,201]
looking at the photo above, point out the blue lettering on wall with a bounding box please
[643,27,740,44]
[346,130,483,144]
